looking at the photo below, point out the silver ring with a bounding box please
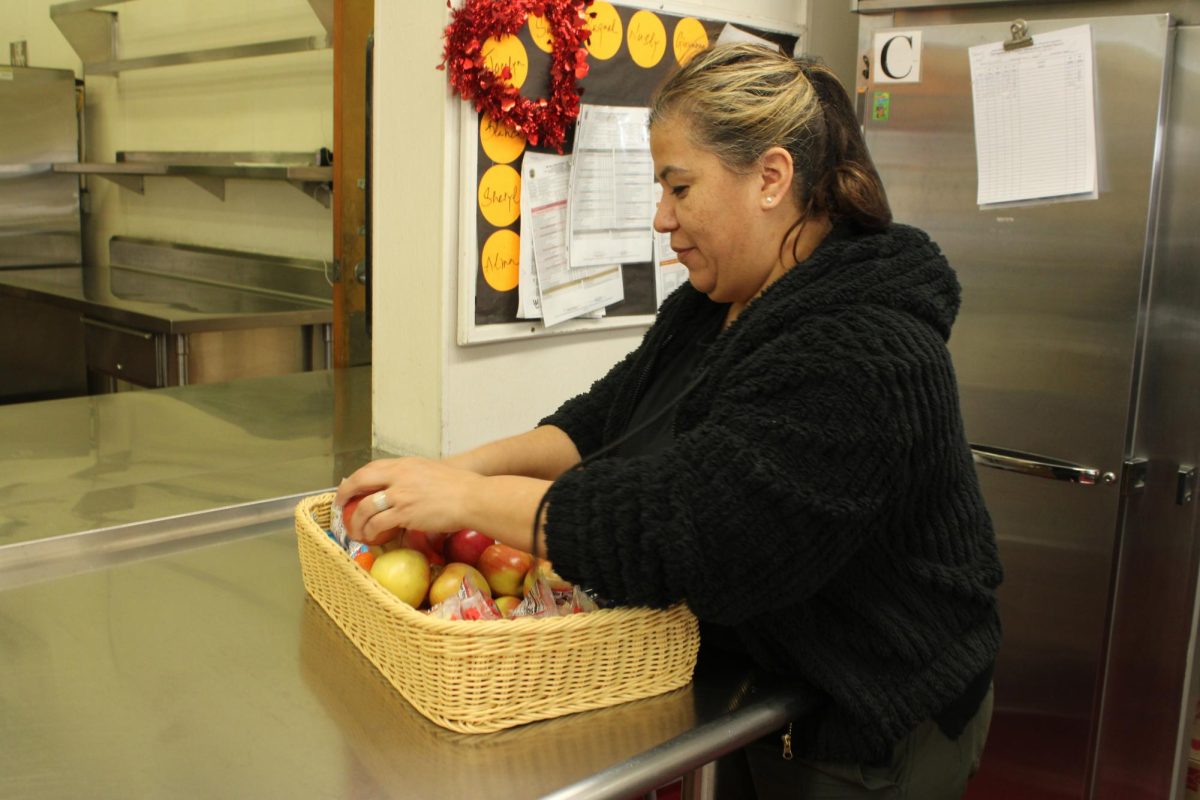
[369,490,391,514]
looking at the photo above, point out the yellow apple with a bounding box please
[428,562,491,607]
[369,548,431,607]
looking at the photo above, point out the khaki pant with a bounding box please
[716,686,994,799]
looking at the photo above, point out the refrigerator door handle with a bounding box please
[969,444,1116,486]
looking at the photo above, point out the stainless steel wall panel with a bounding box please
[0,67,81,267]
[1091,23,1200,800]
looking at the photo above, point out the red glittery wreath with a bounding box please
[439,0,592,152]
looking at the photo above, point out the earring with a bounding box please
[765,195,775,205]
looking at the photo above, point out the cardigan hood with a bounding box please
[734,222,961,343]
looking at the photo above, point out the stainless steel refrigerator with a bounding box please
[852,2,1200,798]
[0,65,81,267]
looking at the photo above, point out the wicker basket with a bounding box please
[295,492,700,733]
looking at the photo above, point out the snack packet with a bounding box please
[510,574,558,619]
[428,578,503,621]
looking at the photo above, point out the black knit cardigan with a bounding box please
[540,223,1003,763]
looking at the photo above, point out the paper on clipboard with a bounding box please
[567,104,655,268]
[968,24,1098,207]
[523,151,624,327]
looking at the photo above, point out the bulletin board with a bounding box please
[455,1,800,346]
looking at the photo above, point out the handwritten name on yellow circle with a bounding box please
[478,164,522,228]
[528,13,554,54]
[672,18,708,66]
[585,1,623,61]
[480,113,526,164]
[482,34,529,89]
[627,10,666,69]
[480,229,521,292]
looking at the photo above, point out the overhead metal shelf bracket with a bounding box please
[306,0,333,41]
[102,173,145,194]
[289,179,332,208]
[50,2,118,66]
[185,174,226,201]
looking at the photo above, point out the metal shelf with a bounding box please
[54,151,333,207]
[50,0,333,75]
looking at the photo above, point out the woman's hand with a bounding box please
[333,456,554,556]
[335,457,484,545]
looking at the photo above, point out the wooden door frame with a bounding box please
[332,0,373,367]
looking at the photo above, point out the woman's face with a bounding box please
[650,115,787,307]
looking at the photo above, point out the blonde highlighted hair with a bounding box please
[650,43,892,249]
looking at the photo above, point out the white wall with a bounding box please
[373,0,861,458]
[0,1,332,269]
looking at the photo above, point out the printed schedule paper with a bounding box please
[523,151,624,327]
[968,24,1098,207]
[568,104,655,268]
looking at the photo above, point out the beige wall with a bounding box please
[0,0,333,268]
[372,0,867,458]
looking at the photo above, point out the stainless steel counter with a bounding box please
[0,363,810,798]
[0,367,372,547]
[0,517,808,799]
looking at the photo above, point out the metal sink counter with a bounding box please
[0,366,372,547]
[0,519,808,799]
[0,239,334,397]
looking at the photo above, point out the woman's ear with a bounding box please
[759,147,794,209]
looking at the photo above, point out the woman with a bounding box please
[337,43,1002,798]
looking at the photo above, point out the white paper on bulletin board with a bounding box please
[455,1,802,346]
[969,24,1098,208]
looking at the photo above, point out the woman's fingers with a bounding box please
[335,456,479,543]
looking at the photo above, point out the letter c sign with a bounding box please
[872,30,923,84]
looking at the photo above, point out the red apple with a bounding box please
[428,531,450,558]
[478,543,534,597]
[444,528,496,567]
[369,548,431,607]
[428,562,492,606]
[402,530,446,566]
[338,494,400,546]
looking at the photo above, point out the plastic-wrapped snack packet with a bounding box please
[322,505,372,569]
[510,575,557,619]
[330,502,352,549]
[569,585,599,614]
[429,578,502,621]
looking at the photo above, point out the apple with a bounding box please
[478,543,534,597]
[338,494,400,546]
[522,559,573,596]
[369,548,431,607]
[428,562,492,606]
[428,531,450,558]
[403,530,447,566]
[444,528,496,567]
[494,595,521,618]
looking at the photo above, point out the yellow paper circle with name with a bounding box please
[673,17,709,66]
[482,34,529,89]
[627,10,666,69]
[480,113,526,164]
[585,1,623,61]
[528,13,554,54]
[478,164,521,228]
[480,229,521,292]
